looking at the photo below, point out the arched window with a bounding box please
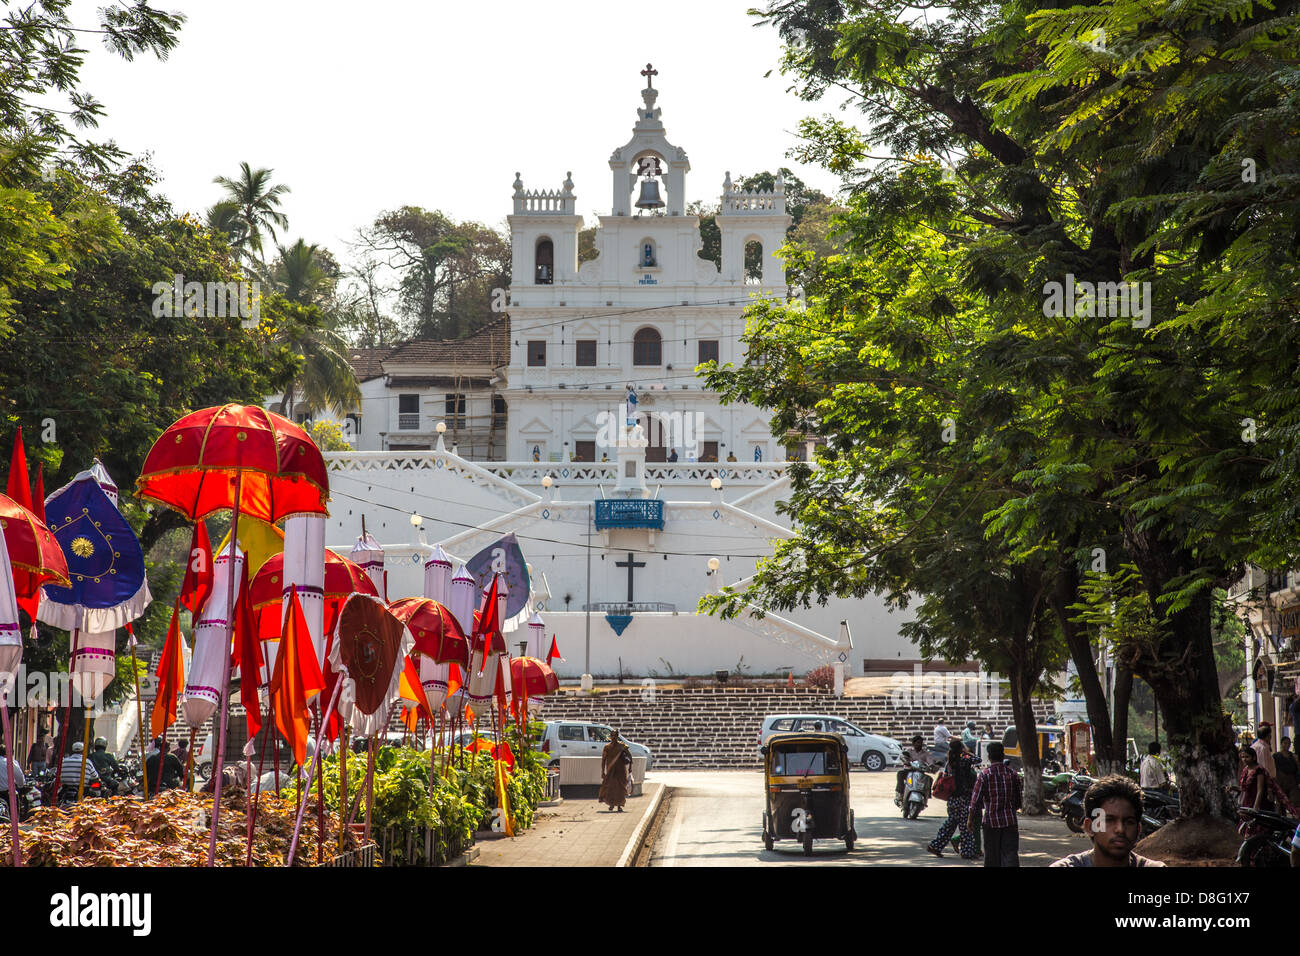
[633,327,662,366]
[640,239,657,268]
[744,239,763,284]
[535,237,554,284]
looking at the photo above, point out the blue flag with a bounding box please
[465,533,530,619]
[42,476,148,613]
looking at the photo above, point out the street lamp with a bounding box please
[436,421,447,434]
[410,513,423,528]
[707,557,720,575]
[541,475,553,489]
[710,477,722,491]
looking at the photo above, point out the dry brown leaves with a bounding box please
[6,790,361,867]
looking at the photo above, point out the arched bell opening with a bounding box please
[535,237,554,284]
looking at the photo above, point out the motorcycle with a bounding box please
[1059,774,1095,833]
[0,783,41,823]
[40,772,104,808]
[898,761,933,819]
[1236,808,1297,867]
[1139,788,1180,837]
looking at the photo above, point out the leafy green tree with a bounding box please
[262,296,360,421]
[356,208,510,340]
[707,0,1300,821]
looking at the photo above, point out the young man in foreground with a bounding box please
[1050,775,1166,867]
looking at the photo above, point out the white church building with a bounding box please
[316,67,916,678]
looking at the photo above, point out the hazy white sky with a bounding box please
[74,0,845,258]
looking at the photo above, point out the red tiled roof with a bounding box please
[382,318,510,369]
[347,346,394,382]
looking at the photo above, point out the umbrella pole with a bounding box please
[206,474,243,868]
[315,709,325,864]
[186,727,196,792]
[51,617,82,798]
[129,643,149,800]
[286,678,341,865]
[338,727,348,854]
[249,703,272,868]
[364,736,375,843]
[76,710,91,800]
[1,701,22,866]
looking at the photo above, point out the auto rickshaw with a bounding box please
[1001,724,1067,771]
[760,732,856,855]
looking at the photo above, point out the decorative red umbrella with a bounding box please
[250,550,378,642]
[135,404,329,525]
[135,404,329,867]
[0,493,70,597]
[388,597,470,666]
[509,656,559,697]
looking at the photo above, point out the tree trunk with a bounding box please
[1135,585,1237,819]
[1111,664,1133,770]
[1049,566,1121,772]
[1009,668,1045,814]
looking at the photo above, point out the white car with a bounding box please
[758,714,902,771]
[539,721,653,771]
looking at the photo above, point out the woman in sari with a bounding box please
[599,730,633,812]
[1238,744,1296,837]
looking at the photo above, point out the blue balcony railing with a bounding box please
[594,498,664,530]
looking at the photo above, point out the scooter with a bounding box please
[898,761,933,819]
[1139,788,1180,837]
[1236,808,1297,867]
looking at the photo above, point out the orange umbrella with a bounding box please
[388,597,470,666]
[509,656,559,697]
[0,492,70,600]
[135,404,328,524]
[249,550,378,642]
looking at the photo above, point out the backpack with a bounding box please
[933,770,955,801]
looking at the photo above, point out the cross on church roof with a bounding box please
[641,62,658,89]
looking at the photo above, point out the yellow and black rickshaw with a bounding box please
[760,732,856,855]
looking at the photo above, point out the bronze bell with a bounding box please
[635,177,665,210]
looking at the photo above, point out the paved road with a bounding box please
[648,769,1086,867]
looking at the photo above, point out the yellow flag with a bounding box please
[216,515,284,578]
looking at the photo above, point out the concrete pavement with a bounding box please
[648,769,1087,866]
[471,782,664,867]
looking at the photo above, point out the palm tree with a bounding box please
[205,199,248,250]
[278,319,362,421]
[272,238,331,305]
[212,162,290,259]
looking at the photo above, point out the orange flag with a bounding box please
[269,588,325,766]
[150,600,186,739]
[495,655,509,737]
[398,655,432,723]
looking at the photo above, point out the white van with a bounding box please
[759,714,903,771]
[539,721,653,770]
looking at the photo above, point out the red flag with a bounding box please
[5,427,32,512]
[495,655,509,737]
[399,655,432,723]
[493,739,516,770]
[178,521,213,616]
[230,558,263,740]
[150,601,186,739]
[545,635,564,667]
[446,662,462,702]
[32,462,45,523]
[472,574,505,656]
[270,588,326,766]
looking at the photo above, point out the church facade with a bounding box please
[316,68,917,677]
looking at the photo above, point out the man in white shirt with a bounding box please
[934,717,952,749]
[0,746,24,792]
[1139,741,1169,790]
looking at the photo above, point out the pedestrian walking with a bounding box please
[1252,722,1277,779]
[967,741,1021,867]
[598,729,632,812]
[926,738,979,860]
